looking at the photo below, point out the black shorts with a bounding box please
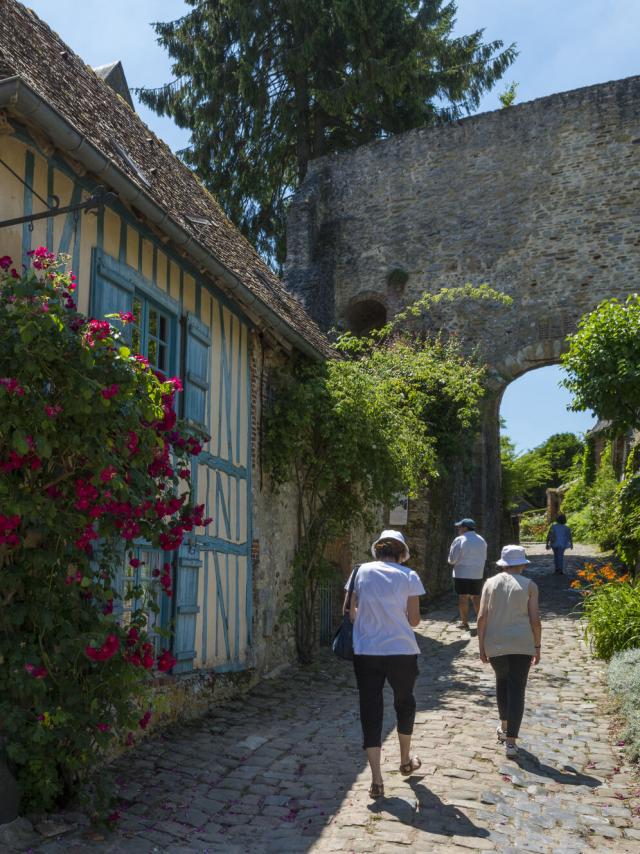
[454,577,484,596]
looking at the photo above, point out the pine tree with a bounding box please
[137,1,516,265]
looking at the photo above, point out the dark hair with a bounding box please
[556,513,567,524]
[374,539,405,562]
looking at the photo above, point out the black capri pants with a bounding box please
[489,654,532,738]
[353,654,419,749]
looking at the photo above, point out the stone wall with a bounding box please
[285,75,640,591]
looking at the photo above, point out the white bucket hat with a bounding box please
[496,545,530,567]
[371,529,410,561]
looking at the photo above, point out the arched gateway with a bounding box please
[285,75,640,592]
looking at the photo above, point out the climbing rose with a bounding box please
[157,649,177,672]
[85,634,120,662]
[138,711,152,730]
[0,255,11,270]
[24,663,48,679]
[101,383,119,400]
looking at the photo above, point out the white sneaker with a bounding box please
[505,743,519,758]
[496,725,506,743]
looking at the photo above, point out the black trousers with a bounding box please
[353,654,419,749]
[489,654,532,738]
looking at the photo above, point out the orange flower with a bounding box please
[571,580,582,589]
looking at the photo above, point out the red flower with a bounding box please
[102,599,114,616]
[129,557,141,568]
[100,465,117,483]
[138,710,152,730]
[85,633,120,662]
[0,377,25,396]
[44,404,62,418]
[24,663,48,679]
[101,383,119,400]
[126,431,139,454]
[157,649,177,672]
[0,255,12,270]
[96,722,111,733]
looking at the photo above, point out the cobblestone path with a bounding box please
[25,545,640,852]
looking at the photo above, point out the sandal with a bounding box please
[399,755,422,776]
[369,782,385,799]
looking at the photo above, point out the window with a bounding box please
[91,249,179,376]
[131,297,171,372]
[117,548,170,654]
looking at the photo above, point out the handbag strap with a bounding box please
[345,564,361,612]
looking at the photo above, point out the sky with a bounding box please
[24,0,637,452]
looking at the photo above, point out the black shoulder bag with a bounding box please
[331,565,361,661]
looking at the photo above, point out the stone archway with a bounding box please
[285,74,640,590]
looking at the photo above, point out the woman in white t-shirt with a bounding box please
[345,529,426,799]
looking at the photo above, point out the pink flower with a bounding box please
[96,723,111,733]
[102,599,114,616]
[125,732,135,747]
[44,404,62,418]
[0,255,12,270]
[169,376,183,393]
[24,663,48,679]
[0,377,25,396]
[129,557,141,568]
[101,383,119,400]
[118,311,135,323]
[138,710,152,730]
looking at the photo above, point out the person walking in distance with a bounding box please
[477,545,542,758]
[448,518,487,630]
[545,512,573,574]
[346,530,425,799]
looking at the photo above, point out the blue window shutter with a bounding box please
[172,545,201,673]
[90,250,134,319]
[184,313,210,429]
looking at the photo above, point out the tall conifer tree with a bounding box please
[138,1,516,264]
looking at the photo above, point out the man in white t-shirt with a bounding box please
[448,517,487,631]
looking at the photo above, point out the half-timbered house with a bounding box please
[0,0,332,705]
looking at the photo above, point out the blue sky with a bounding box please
[26,0,637,451]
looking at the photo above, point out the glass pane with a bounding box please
[149,309,158,337]
[159,315,168,342]
[148,338,157,367]
[158,343,167,371]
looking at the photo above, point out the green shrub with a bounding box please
[519,511,547,541]
[579,570,640,659]
[564,444,618,549]
[608,648,640,762]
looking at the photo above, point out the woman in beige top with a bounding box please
[477,545,541,758]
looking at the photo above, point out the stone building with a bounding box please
[286,75,640,591]
[0,0,332,712]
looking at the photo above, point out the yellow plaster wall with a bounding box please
[1,127,253,674]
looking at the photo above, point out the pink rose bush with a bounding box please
[0,251,211,816]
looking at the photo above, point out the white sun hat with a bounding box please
[371,529,410,561]
[496,545,530,567]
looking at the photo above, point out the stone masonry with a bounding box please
[285,75,640,590]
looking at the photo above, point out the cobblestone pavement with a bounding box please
[17,545,640,852]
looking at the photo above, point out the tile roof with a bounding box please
[0,0,332,357]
